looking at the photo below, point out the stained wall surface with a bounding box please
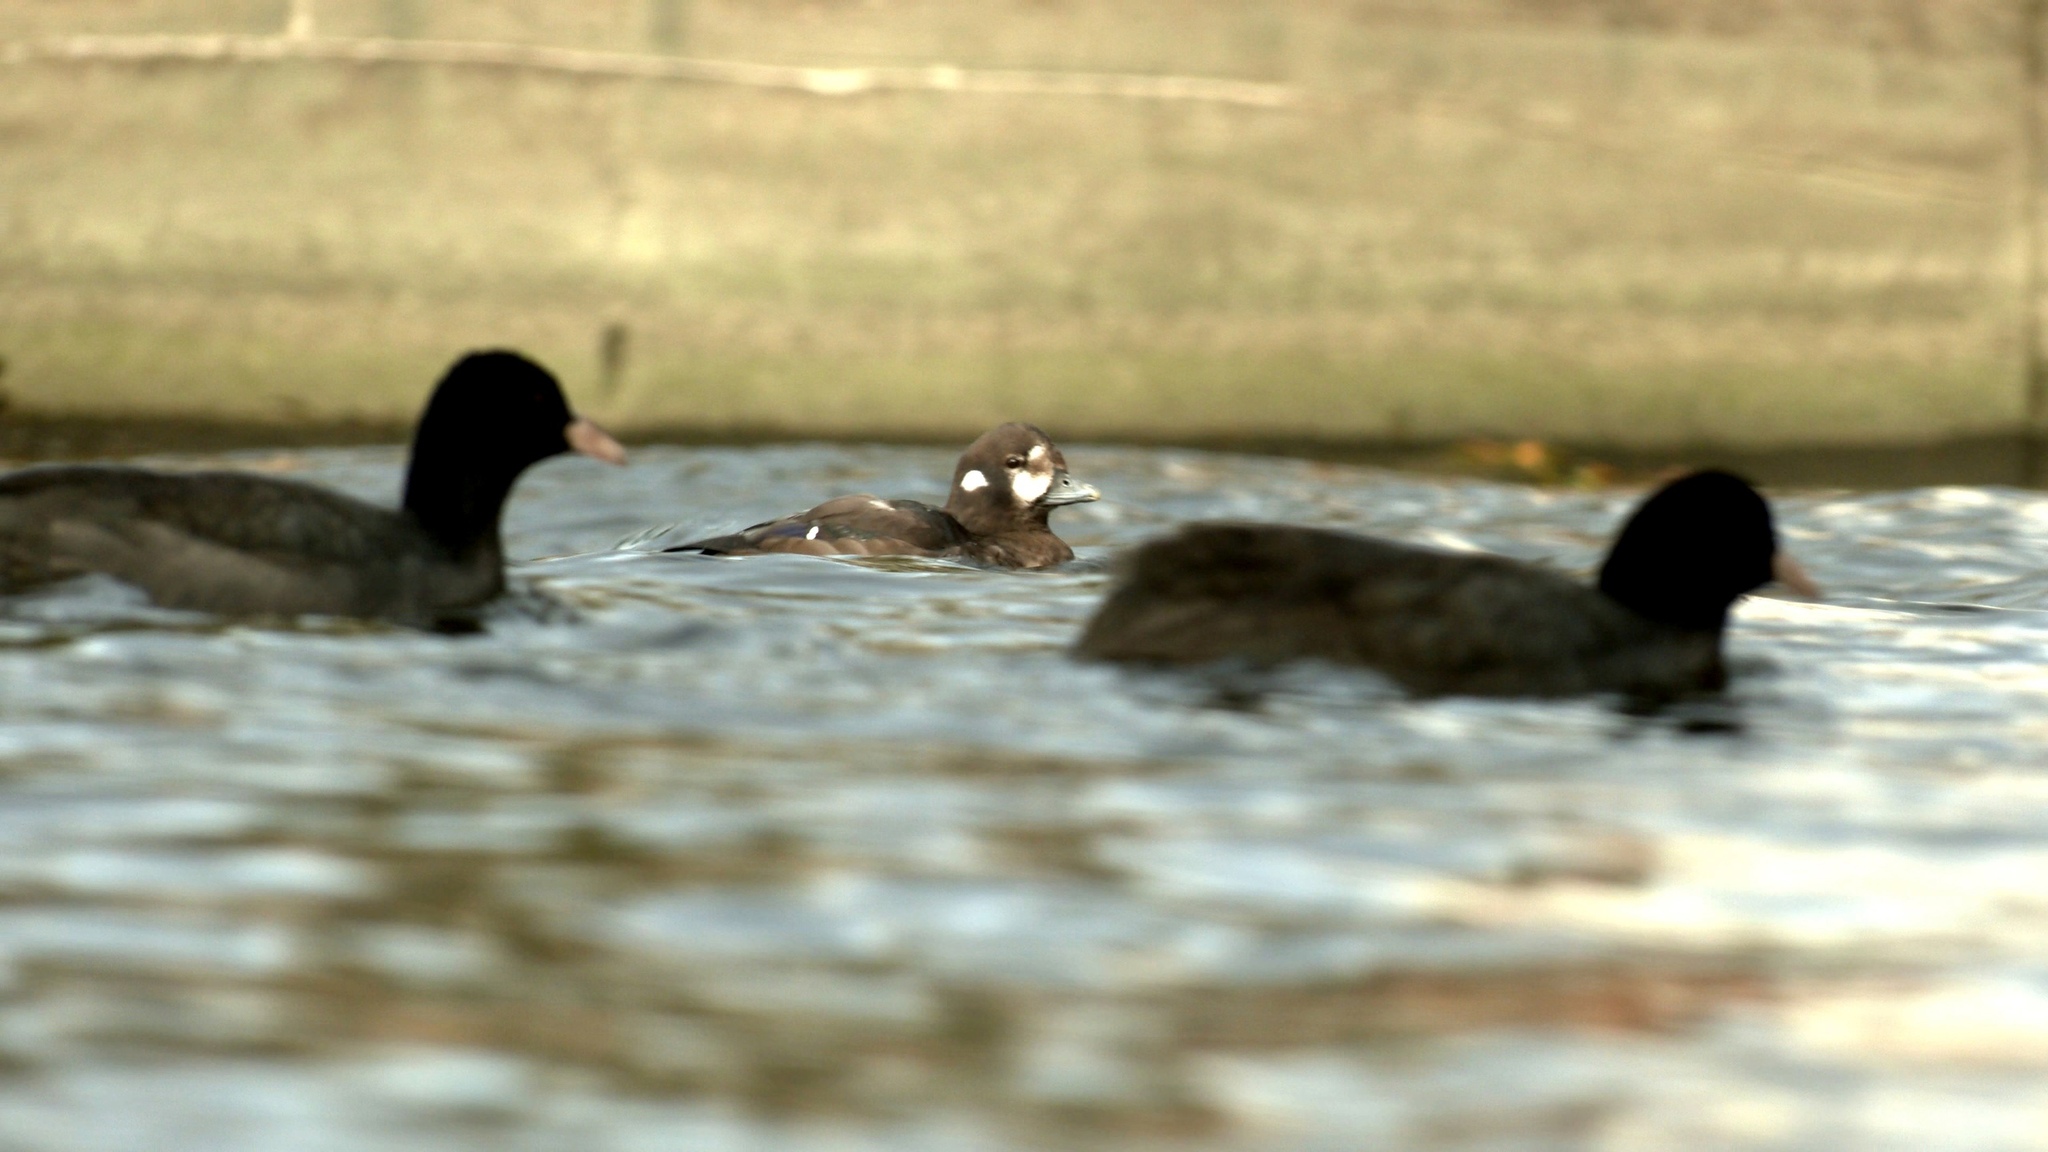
[0,1,2025,447]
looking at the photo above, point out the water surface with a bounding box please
[0,443,2044,1151]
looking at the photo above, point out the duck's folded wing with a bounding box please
[670,496,970,557]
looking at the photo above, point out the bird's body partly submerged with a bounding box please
[1076,524,1725,698]
[0,351,625,626]
[679,493,1054,567]
[0,466,493,622]
[1076,471,1816,701]
[669,423,1098,569]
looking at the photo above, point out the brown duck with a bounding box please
[668,422,1099,569]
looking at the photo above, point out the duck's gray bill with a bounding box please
[1042,471,1101,507]
[1773,552,1820,599]
[566,418,628,466]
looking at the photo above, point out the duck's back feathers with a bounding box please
[673,496,972,558]
[1076,523,1723,698]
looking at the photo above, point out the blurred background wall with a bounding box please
[0,0,2027,450]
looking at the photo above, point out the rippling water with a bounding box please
[0,442,2046,1151]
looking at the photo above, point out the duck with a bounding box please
[0,349,625,626]
[1074,470,1818,700]
[666,422,1099,568]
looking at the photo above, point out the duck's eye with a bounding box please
[1004,455,1026,470]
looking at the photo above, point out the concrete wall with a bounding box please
[0,1,2026,449]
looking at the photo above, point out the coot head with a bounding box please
[1597,470,1816,632]
[402,350,626,551]
[942,423,1098,535]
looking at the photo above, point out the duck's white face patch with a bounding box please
[959,469,988,493]
[1028,444,1047,461]
[1011,468,1052,505]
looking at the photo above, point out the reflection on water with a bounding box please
[0,444,2045,1149]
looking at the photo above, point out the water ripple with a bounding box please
[0,444,2042,1149]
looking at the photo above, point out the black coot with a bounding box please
[0,350,626,626]
[667,422,1099,569]
[1075,470,1818,699]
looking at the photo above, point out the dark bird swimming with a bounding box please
[666,422,1099,569]
[0,350,626,626]
[1075,470,1818,700]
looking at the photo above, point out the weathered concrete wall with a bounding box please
[0,1,2026,448]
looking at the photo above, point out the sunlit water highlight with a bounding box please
[0,443,2044,1150]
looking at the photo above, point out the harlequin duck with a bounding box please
[667,422,1099,569]
[1076,470,1818,700]
[0,350,625,626]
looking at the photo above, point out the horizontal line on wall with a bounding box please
[1,33,1302,109]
